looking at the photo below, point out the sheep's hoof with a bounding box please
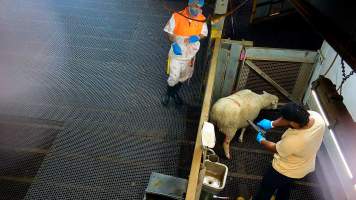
[225,153,231,160]
[223,144,231,159]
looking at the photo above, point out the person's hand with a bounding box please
[256,131,266,144]
[257,119,273,130]
[189,35,200,43]
[172,43,182,55]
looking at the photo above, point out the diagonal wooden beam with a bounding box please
[245,60,298,103]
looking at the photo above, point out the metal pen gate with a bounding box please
[187,39,322,200]
[212,39,318,103]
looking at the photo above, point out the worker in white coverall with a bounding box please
[161,0,208,106]
[254,102,326,200]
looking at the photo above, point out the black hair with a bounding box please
[280,102,310,127]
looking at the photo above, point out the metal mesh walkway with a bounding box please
[0,0,328,199]
[0,0,200,199]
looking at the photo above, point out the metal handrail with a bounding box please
[185,38,221,200]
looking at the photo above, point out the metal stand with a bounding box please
[144,172,187,200]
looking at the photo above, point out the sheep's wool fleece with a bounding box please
[210,89,277,139]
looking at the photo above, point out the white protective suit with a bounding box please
[167,38,200,86]
[164,16,208,87]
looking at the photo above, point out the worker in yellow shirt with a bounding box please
[254,102,326,200]
[162,0,208,106]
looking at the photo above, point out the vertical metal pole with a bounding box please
[211,0,229,38]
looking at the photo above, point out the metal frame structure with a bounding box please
[212,39,318,103]
[186,38,319,199]
[290,0,356,71]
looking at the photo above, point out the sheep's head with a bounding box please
[262,91,279,109]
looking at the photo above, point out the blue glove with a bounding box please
[172,43,182,55]
[189,35,200,43]
[256,132,266,144]
[257,119,273,130]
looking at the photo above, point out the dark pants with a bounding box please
[253,167,299,200]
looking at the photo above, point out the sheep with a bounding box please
[210,89,279,159]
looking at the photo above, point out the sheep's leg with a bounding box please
[223,135,233,160]
[238,128,247,143]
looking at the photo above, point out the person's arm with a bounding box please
[164,15,176,43]
[166,33,177,43]
[256,132,277,153]
[199,22,208,39]
[261,140,277,153]
[257,117,290,130]
[271,117,290,127]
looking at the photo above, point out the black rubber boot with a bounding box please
[172,83,184,106]
[161,85,174,106]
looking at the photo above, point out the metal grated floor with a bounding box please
[0,0,199,199]
[0,0,327,199]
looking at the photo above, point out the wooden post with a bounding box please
[212,47,230,103]
[221,43,243,97]
[186,39,221,200]
[213,40,253,101]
